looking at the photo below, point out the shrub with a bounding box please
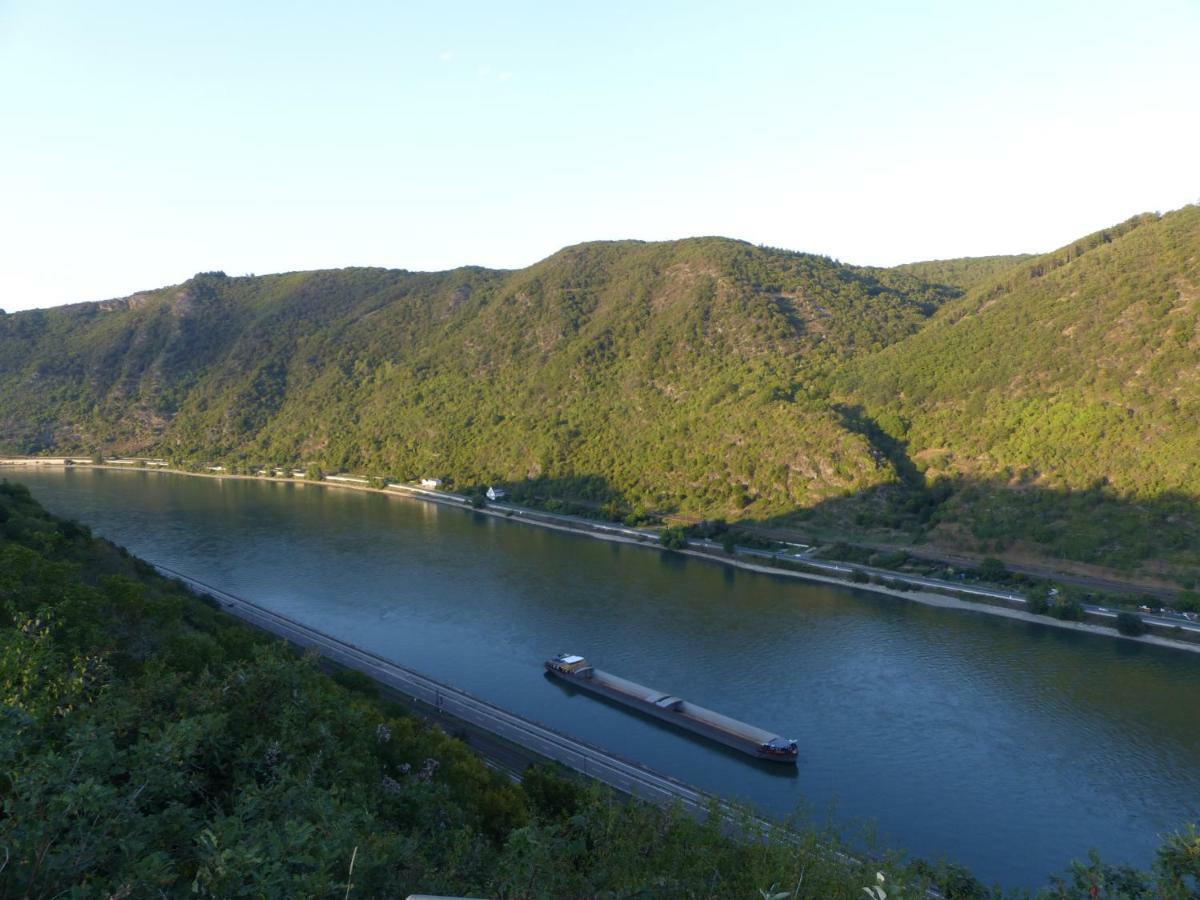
[521,764,585,820]
[978,557,1008,582]
[1050,599,1085,621]
[1115,611,1148,637]
[660,526,688,551]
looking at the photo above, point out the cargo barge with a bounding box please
[545,653,798,763]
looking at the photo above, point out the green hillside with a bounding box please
[837,207,1200,571]
[2,208,1199,579]
[0,239,953,515]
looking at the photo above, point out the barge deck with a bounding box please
[545,653,798,763]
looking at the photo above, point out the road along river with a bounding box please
[13,467,1200,888]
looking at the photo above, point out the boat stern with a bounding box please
[760,737,799,762]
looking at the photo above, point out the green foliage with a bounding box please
[1115,611,1149,637]
[519,764,586,821]
[979,557,1009,582]
[838,206,1200,574]
[0,239,958,521]
[1050,828,1200,900]
[1048,598,1085,621]
[891,254,1034,292]
[660,525,688,550]
[1176,591,1200,613]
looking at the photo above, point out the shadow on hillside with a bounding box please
[473,470,1198,585]
[458,472,1190,585]
[747,475,1200,582]
[831,404,923,490]
[698,403,1200,582]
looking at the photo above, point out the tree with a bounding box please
[1050,598,1085,621]
[1115,611,1148,636]
[978,557,1008,582]
[659,527,687,551]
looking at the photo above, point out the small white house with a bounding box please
[486,486,507,501]
[420,477,443,489]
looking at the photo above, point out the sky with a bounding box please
[1,1,1198,312]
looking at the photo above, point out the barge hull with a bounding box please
[546,665,796,763]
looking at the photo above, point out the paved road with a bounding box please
[736,523,1181,603]
[377,486,1200,636]
[688,540,1200,637]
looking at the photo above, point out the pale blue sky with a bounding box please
[2,1,1198,310]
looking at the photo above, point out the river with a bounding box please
[13,467,1200,887]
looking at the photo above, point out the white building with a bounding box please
[420,477,443,489]
[486,486,507,501]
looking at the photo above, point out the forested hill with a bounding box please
[2,208,1199,579]
[839,207,1200,572]
[0,239,964,513]
[844,210,1200,493]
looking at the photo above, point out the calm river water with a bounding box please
[14,468,1200,887]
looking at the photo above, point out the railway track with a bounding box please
[152,564,723,817]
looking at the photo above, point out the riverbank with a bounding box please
[5,457,1200,657]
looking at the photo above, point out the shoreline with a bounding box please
[5,458,1200,657]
